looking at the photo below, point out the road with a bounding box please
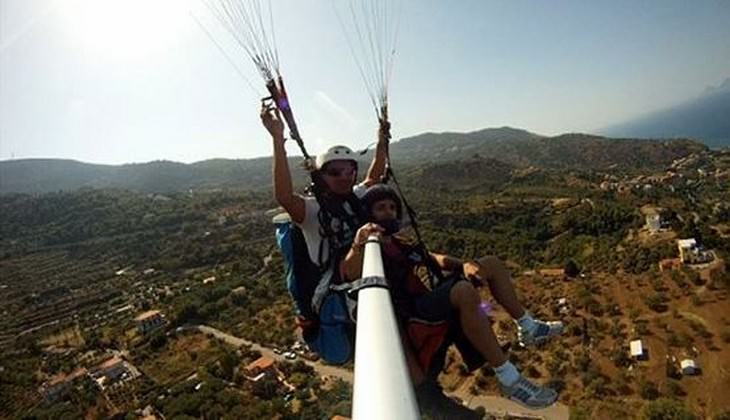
[193,324,567,419]
[193,325,353,383]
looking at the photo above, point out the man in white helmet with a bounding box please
[261,104,389,313]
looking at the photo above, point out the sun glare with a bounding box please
[55,0,190,62]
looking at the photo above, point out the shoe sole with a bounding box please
[520,326,565,347]
[506,393,558,410]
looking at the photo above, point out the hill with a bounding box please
[391,129,705,170]
[0,157,297,194]
[402,157,514,193]
[602,78,730,149]
[0,129,708,194]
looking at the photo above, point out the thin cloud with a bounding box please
[313,91,358,129]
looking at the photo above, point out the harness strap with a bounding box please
[386,166,445,287]
[310,190,363,314]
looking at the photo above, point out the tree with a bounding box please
[149,331,167,350]
[642,398,696,420]
[612,346,631,367]
[217,351,239,381]
[565,259,580,278]
[174,303,202,326]
[665,380,685,397]
[645,293,668,312]
[665,358,681,379]
[639,379,660,400]
[251,375,278,400]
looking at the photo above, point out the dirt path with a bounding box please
[449,390,569,420]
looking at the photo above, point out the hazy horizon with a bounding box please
[2,0,729,165]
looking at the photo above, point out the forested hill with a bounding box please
[0,129,707,194]
[390,128,706,169]
[0,157,291,194]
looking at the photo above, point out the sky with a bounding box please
[1,0,729,165]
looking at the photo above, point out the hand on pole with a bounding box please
[353,223,385,251]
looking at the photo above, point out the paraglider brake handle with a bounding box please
[261,96,286,141]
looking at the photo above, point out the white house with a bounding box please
[677,238,697,262]
[680,359,699,375]
[630,339,645,359]
[677,238,714,264]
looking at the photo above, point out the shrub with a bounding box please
[645,293,668,312]
[665,358,681,379]
[612,346,631,367]
[642,398,696,420]
[639,379,660,400]
[665,380,685,397]
[565,259,580,278]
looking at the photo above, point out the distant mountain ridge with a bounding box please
[389,128,704,170]
[602,78,730,148]
[0,158,280,194]
[0,128,707,194]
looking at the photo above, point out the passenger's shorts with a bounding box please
[412,277,462,322]
[409,276,485,371]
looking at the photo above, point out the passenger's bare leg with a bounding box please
[476,255,525,319]
[449,280,507,367]
[476,256,565,346]
[449,280,558,407]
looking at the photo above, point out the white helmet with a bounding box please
[315,145,357,170]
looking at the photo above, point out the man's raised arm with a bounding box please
[261,104,305,224]
[364,121,391,187]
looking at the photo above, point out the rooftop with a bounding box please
[680,359,697,368]
[246,356,275,372]
[134,310,162,321]
[630,339,643,356]
[677,238,697,248]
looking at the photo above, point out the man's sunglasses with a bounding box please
[324,166,357,177]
